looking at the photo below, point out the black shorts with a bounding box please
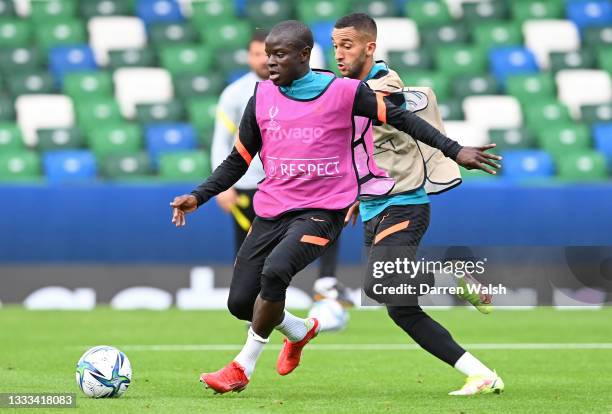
[227,209,345,319]
[363,203,433,305]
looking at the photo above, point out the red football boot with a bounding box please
[276,318,320,376]
[200,361,249,394]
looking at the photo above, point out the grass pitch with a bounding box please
[1,307,611,414]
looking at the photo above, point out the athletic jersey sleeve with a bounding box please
[210,87,239,170]
[353,83,463,160]
[191,96,262,206]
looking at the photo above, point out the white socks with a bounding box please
[234,327,268,378]
[454,352,495,377]
[275,310,308,342]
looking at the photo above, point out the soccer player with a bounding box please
[333,13,504,395]
[170,20,500,394]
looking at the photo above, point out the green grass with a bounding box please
[1,307,612,414]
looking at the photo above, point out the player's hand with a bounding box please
[170,194,198,228]
[455,144,502,175]
[216,188,238,213]
[344,201,360,227]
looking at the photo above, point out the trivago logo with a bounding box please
[266,105,324,144]
[266,156,342,180]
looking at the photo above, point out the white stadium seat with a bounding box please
[88,17,147,66]
[374,18,419,61]
[13,0,31,17]
[114,68,174,119]
[463,95,523,132]
[523,20,580,70]
[15,95,75,147]
[556,70,612,119]
[442,121,489,147]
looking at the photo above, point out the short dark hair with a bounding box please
[250,29,269,45]
[269,20,314,50]
[334,13,377,39]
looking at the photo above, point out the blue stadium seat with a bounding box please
[489,47,539,84]
[501,150,555,180]
[43,150,97,182]
[312,21,335,52]
[566,0,612,31]
[145,123,196,165]
[593,122,612,170]
[49,46,97,85]
[136,0,184,25]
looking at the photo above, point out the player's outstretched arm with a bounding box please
[169,97,262,227]
[353,84,501,175]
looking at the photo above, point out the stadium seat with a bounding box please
[592,123,612,169]
[435,45,487,76]
[201,20,252,51]
[245,0,293,28]
[190,0,235,24]
[599,48,612,73]
[438,98,464,120]
[312,21,335,52]
[187,97,217,145]
[0,18,30,47]
[63,71,113,103]
[584,25,612,50]
[136,0,184,25]
[217,48,250,73]
[566,0,612,31]
[43,150,97,182]
[0,150,40,181]
[30,0,77,22]
[523,20,581,70]
[0,123,23,150]
[442,120,489,146]
[6,71,55,97]
[0,96,15,121]
[387,49,433,71]
[462,0,508,22]
[36,128,83,151]
[297,0,349,25]
[136,101,184,124]
[421,23,469,46]
[0,0,15,17]
[352,0,397,17]
[374,18,419,61]
[101,152,151,180]
[159,44,213,75]
[512,0,564,22]
[89,123,142,158]
[149,22,198,45]
[549,50,596,73]
[557,151,607,181]
[489,127,536,150]
[159,150,210,181]
[581,103,612,125]
[0,47,44,74]
[88,17,147,66]
[538,124,591,159]
[80,0,133,19]
[76,98,123,133]
[113,67,174,119]
[15,94,75,146]
[443,0,478,18]
[145,123,196,164]
[406,0,452,27]
[452,74,499,99]
[489,47,539,84]
[108,48,156,70]
[48,46,98,84]
[35,19,86,51]
[505,73,555,104]
[173,72,225,99]
[463,95,523,131]
[523,100,572,132]
[397,70,450,101]
[556,70,612,118]
[501,150,555,180]
[472,21,523,50]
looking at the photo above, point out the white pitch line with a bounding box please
[115,343,612,352]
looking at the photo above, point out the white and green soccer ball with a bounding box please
[76,346,132,398]
[308,298,350,332]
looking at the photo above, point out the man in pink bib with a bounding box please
[170,20,501,394]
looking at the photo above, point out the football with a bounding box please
[308,298,350,332]
[76,345,132,398]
